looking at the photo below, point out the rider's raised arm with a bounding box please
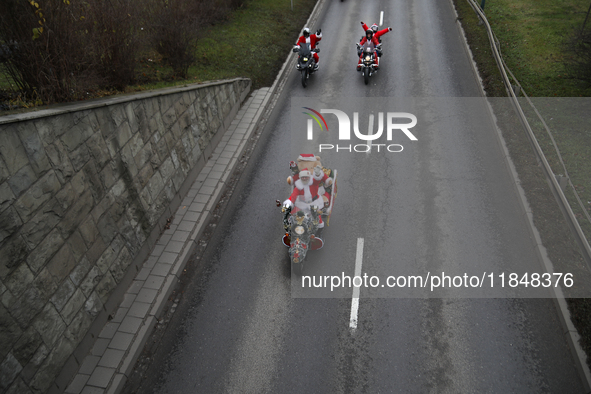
[375,27,392,39]
[313,29,322,43]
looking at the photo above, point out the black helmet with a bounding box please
[303,27,310,38]
[365,29,373,38]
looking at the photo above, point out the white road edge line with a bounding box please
[380,11,384,26]
[349,238,365,331]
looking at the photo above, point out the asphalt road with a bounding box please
[124,0,586,392]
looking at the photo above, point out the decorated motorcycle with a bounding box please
[276,154,337,275]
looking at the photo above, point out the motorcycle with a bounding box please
[276,155,338,275]
[293,43,320,88]
[357,41,381,85]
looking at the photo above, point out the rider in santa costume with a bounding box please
[295,27,322,70]
[283,165,333,228]
[357,29,381,71]
[360,21,392,58]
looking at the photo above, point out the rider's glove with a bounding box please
[388,27,393,31]
[360,21,364,25]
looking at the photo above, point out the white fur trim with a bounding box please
[294,179,313,202]
[298,154,317,161]
[294,196,324,212]
[299,169,311,178]
[313,171,324,181]
[302,184,313,202]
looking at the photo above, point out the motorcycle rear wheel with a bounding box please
[364,67,369,85]
[301,69,308,88]
[292,260,304,276]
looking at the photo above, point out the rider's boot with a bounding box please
[315,227,324,241]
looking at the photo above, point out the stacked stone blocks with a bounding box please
[0,78,250,394]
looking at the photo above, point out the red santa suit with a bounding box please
[283,168,332,228]
[296,30,322,64]
[286,154,333,205]
[357,31,380,69]
[361,22,392,41]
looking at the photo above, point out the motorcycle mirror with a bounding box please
[292,47,298,53]
[314,48,320,53]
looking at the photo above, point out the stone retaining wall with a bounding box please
[0,78,251,394]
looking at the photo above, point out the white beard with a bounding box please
[294,179,313,202]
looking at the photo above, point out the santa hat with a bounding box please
[298,154,317,162]
[299,168,311,178]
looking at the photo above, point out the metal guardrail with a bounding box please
[466,0,591,269]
